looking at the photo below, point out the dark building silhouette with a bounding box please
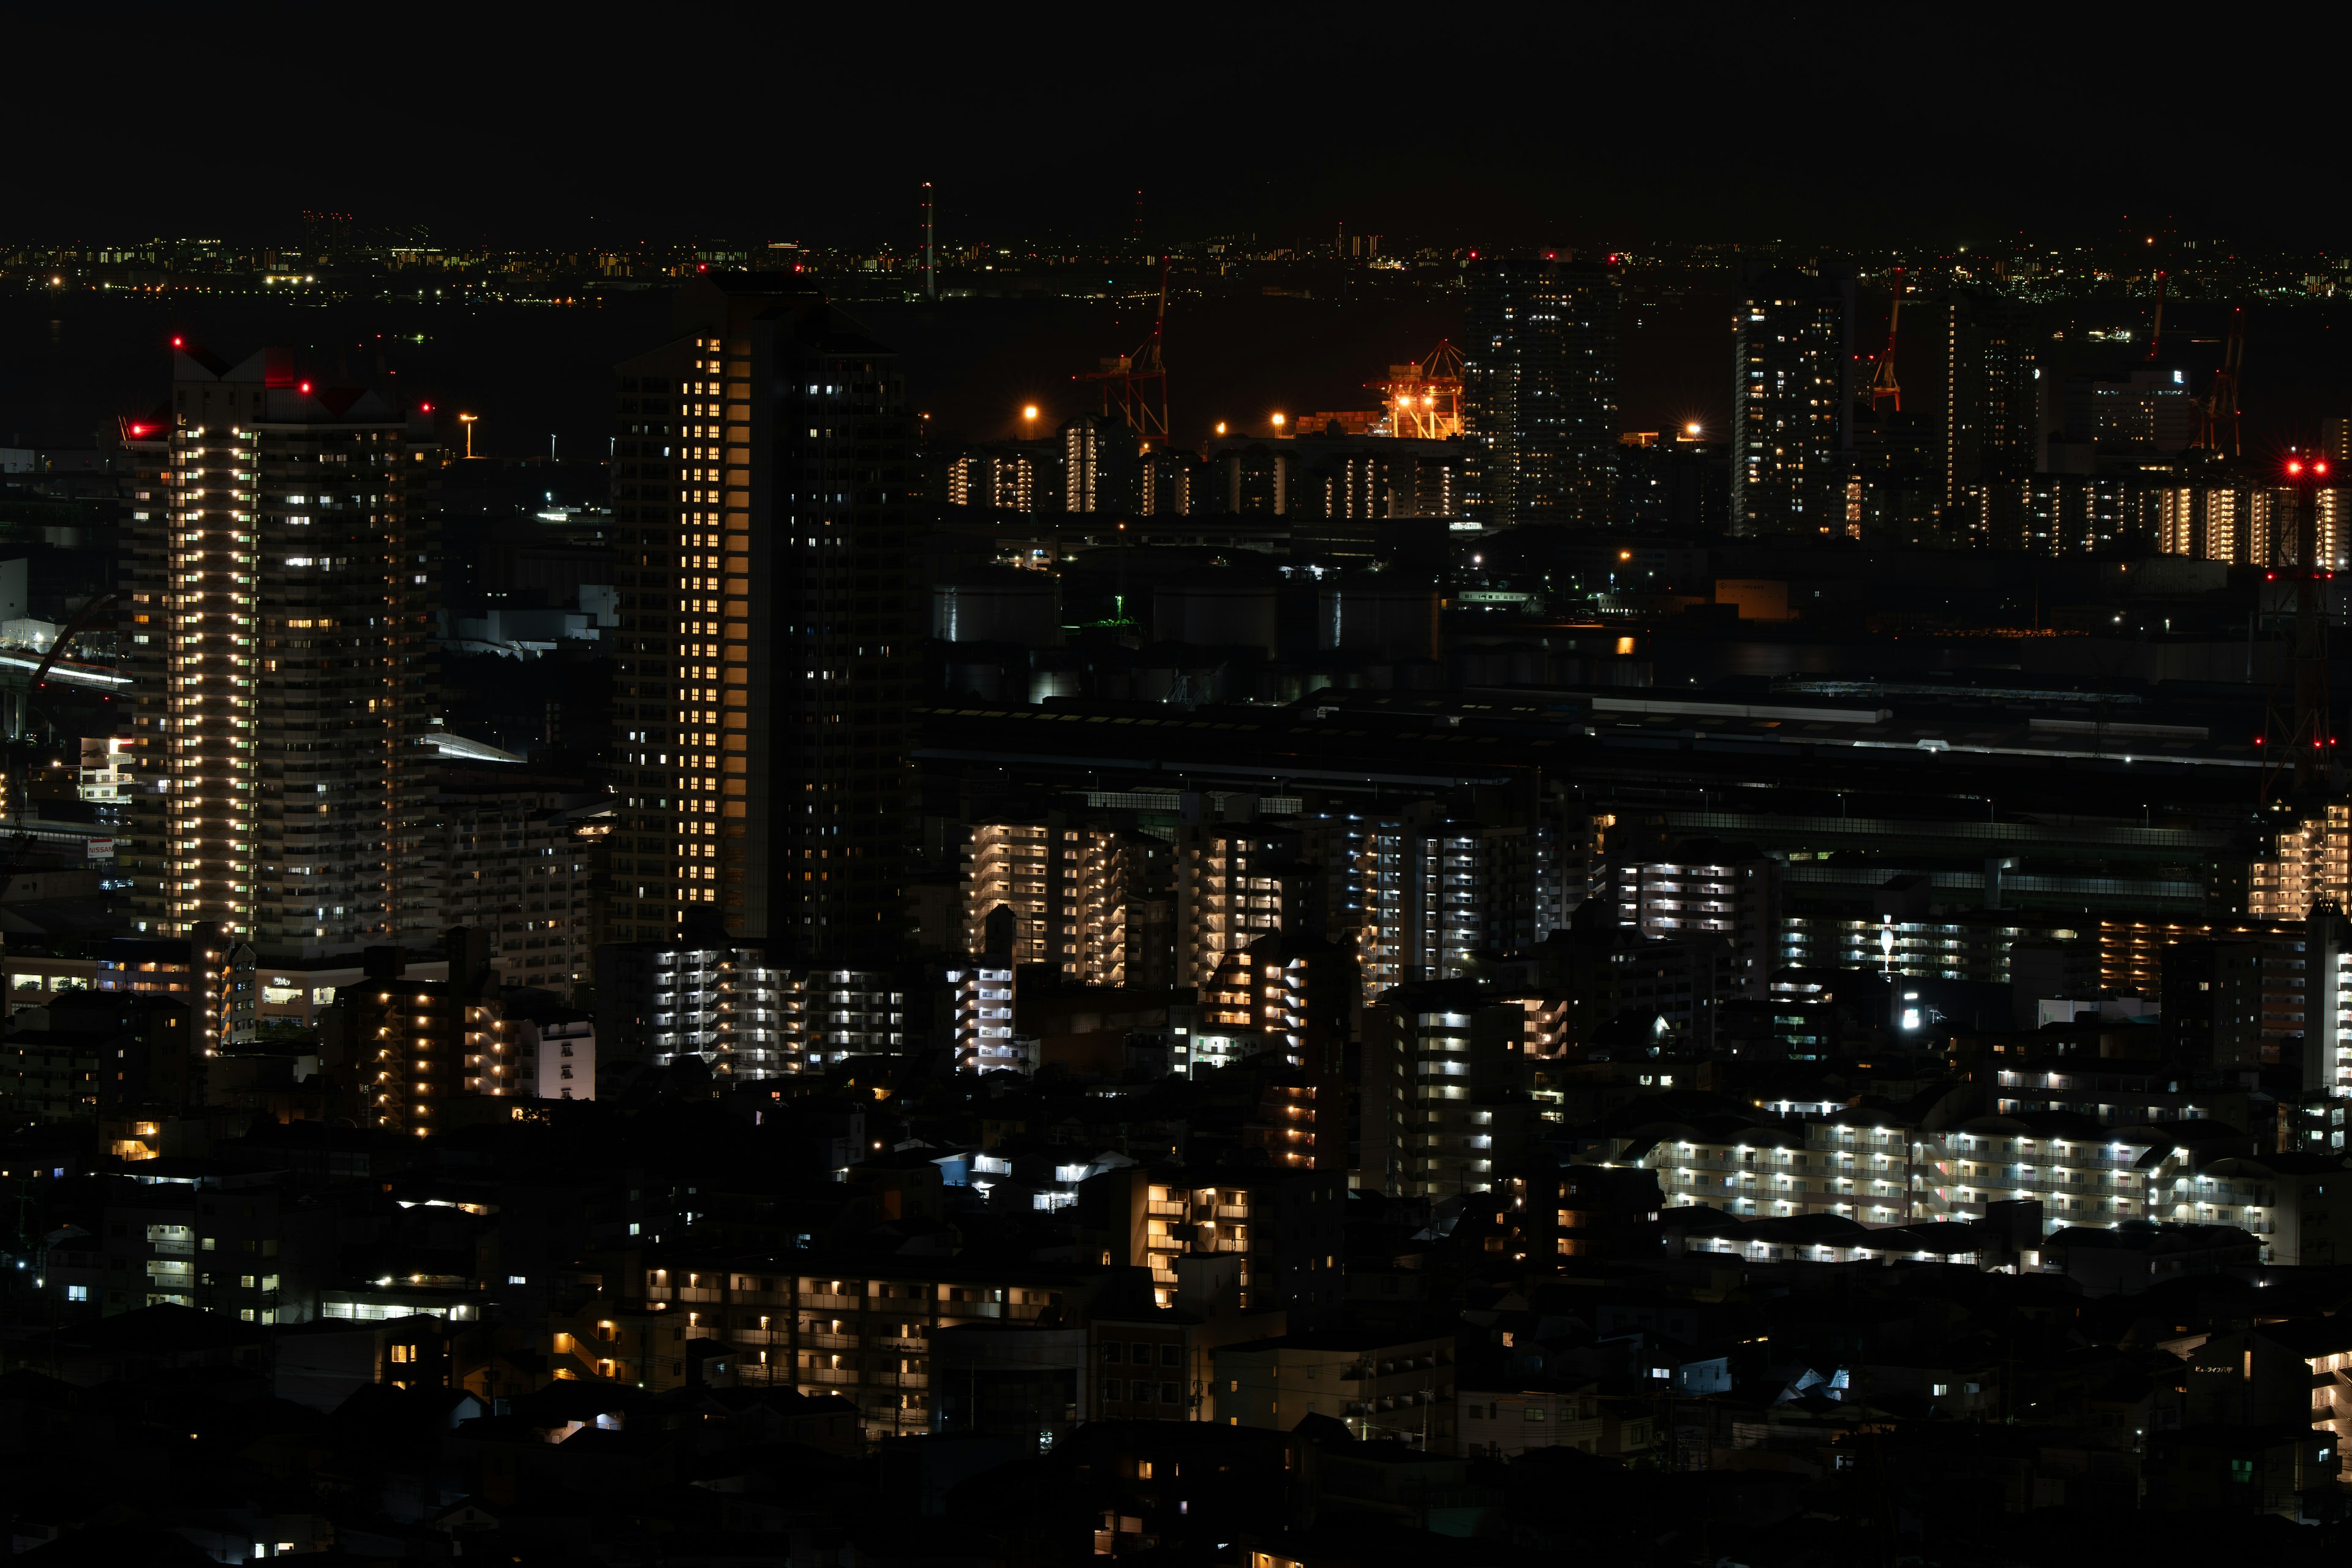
[1464,256,1618,528]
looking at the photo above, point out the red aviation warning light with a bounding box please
[2318,459,2333,478]
[2288,459,2305,477]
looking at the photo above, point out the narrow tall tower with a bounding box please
[1731,264,1854,536]
[921,181,936,301]
[1461,256,1619,527]
[124,346,434,949]
[608,277,921,957]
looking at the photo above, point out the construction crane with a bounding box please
[2193,307,2245,458]
[1375,341,1465,440]
[1077,255,1169,443]
[1867,270,1903,415]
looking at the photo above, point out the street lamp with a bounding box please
[458,413,479,459]
[1021,405,1039,439]
[1271,412,1286,432]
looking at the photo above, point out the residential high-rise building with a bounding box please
[1172,825,1305,988]
[1312,802,1593,1006]
[2250,802,2352,921]
[962,818,1131,986]
[592,940,960,1079]
[608,277,921,957]
[1359,982,1539,1198]
[1939,286,2038,507]
[1613,842,1781,999]
[123,347,434,950]
[1463,257,1619,527]
[322,930,514,1137]
[410,776,609,992]
[1731,265,1853,535]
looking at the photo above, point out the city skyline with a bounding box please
[8,20,2352,1557]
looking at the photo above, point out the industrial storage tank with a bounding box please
[932,571,1061,647]
[1317,585,1441,662]
[1152,579,1277,654]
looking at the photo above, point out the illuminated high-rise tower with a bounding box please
[123,347,434,949]
[608,277,921,956]
[1462,256,1619,527]
[1731,264,1853,535]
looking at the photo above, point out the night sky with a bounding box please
[13,14,2348,252]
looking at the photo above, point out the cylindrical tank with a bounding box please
[1318,586,1441,661]
[1152,580,1277,654]
[933,574,1061,647]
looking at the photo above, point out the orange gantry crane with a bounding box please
[1376,341,1465,440]
[1078,254,1169,443]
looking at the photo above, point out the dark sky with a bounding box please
[15,10,2350,252]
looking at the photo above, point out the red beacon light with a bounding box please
[2289,459,2306,477]
[2318,459,2333,478]
[299,381,312,394]
[170,335,184,348]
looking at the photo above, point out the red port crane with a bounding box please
[2193,307,2244,458]
[1078,255,1169,443]
[1866,269,1904,414]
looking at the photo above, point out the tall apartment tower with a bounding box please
[962,818,1130,986]
[1732,265,1853,535]
[123,347,433,949]
[1462,257,1619,527]
[609,278,921,957]
[1940,285,2038,507]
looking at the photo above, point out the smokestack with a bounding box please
[922,181,935,301]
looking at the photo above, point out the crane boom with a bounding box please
[1867,270,1903,415]
[1076,254,1169,442]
